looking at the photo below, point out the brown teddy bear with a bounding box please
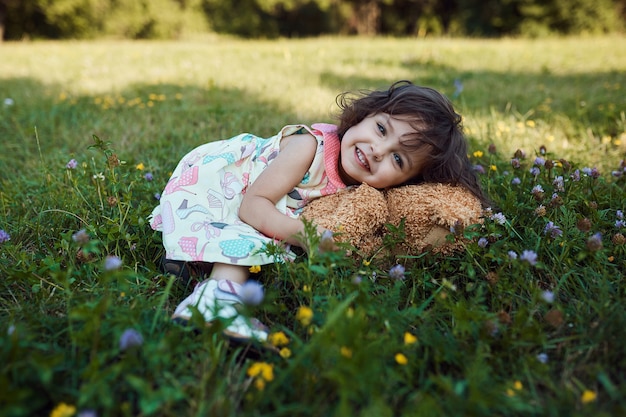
[301,182,483,257]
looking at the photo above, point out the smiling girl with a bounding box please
[150,80,487,341]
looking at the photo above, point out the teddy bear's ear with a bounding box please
[386,183,483,255]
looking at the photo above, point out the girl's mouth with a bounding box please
[355,148,370,170]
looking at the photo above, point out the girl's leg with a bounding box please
[209,262,249,285]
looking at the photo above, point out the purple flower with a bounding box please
[511,158,521,169]
[570,169,580,182]
[389,264,406,280]
[520,250,538,266]
[119,328,143,350]
[144,172,153,181]
[491,212,506,225]
[508,251,518,260]
[473,164,486,174]
[536,353,549,364]
[511,177,521,185]
[530,167,540,176]
[154,192,161,200]
[72,229,90,245]
[617,210,624,220]
[66,159,78,169]
[531,185,544,194]
[239,280,264,306]
[104,255,122,271]
[0,229,10,243]
[478,237,489,248]
[543,221,563,238]
[586,233,603,251]
[615,220,625,228]
[553,176,564,192]
[534,157,545,166]
[541,290,555,303]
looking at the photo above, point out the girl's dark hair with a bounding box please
[335,80,489,207]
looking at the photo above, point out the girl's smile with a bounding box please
[338,113,425,188]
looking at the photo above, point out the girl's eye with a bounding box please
[394,153,403,168]
[377,123,386,135]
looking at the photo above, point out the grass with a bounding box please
[1,35,625,416]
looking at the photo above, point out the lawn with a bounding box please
[1,36,625,416]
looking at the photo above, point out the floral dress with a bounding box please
[150,123,347,266]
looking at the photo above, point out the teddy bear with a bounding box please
[300,182,483,257]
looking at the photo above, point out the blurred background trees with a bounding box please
[1,0,624,40]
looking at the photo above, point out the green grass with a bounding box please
[1,36,626,416]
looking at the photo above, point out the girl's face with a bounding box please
[338,113,426,188]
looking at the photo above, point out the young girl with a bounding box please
[150,80,486,341]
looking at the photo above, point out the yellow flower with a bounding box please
[268,331,290,347]
[340,346,352,358]
[362,259,371,266]
[403,332,418,345]
[395,353,408,365]
[473,150,484,158]
[279,347,291,358]
[513,380,523,391]
[50,402,76,417]
[581,389,597,404]
[135,163,145,170]
[302,285,311,293]
[506,388,515,397]
[248,265,261,273]
[296,306,313,326]
[490,165,497,171]
[526,120,536,128]
[247,362,274,382]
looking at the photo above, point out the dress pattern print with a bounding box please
[150,123,347,266]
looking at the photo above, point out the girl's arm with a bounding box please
[239,133,319,247]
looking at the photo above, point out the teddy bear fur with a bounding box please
[301,182,483,257]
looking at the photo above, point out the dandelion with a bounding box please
[586,233,603,251]
[540,290,555,303]
[239,281,264,306]
[543,221,563,238]
[536,352,549,364]
[104,255,122,271]
[0,229,10,244]
[395,353,408,365]
[136,163,145,170]
[340,346,353,358]
[66,159,78,169]
[249,265,261,273]
[119,328,143,351]
[404,332,418,345]
[268,331,289,347]
[477,237,488,248]
[72,229,90,245]
[144,172,153,181]
[520,250,538,266]
[581,389,597,404]
[389,264,406,280]
[491,212,506,225]
[296,306,313,326]
[247,362,274,390]
[50,402,76,417]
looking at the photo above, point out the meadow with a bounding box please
[1,36,625,416]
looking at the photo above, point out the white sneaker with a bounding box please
[172,279,268,341]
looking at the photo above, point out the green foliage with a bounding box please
[1,37,626,416]
[1,0,624,39]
